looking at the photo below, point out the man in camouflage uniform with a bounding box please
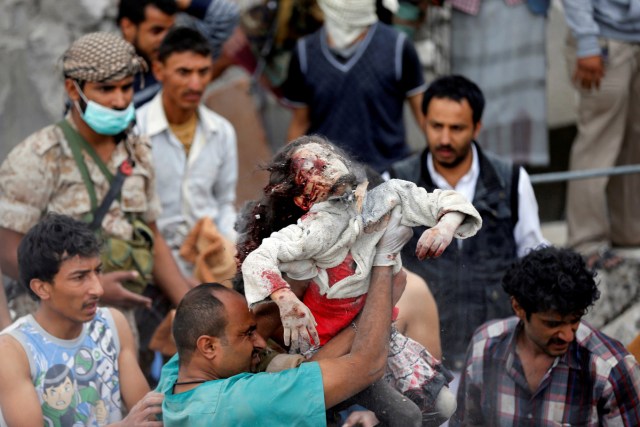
[0,33,192,336]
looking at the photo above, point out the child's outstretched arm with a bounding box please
[271,287,320,353]
[415,211,465,260]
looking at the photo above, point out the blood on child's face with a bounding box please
[291,143,350,211]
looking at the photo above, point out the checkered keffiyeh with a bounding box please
[62,32,147,82]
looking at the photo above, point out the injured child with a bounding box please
[237,135,482,426]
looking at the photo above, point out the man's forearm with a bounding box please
[350,266,393,368]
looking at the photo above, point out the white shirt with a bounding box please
[136,92,238,250]
[426,145,547,257]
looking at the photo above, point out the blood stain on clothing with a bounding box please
[260,269,289,293]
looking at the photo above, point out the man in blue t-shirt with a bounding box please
[156,213,413,426]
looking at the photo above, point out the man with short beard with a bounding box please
[389,75,546,379]
[452,246,640,426]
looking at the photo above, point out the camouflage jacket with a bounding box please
[0,116,161,240]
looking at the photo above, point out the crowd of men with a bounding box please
[0,0,639,426]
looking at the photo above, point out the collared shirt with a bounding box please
[0,116,161,239]
[135,91,238,248]
[427,144,547,257]
[453,317,640,426]
[132,0,240,108]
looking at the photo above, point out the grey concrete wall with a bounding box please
[0,0,118,161]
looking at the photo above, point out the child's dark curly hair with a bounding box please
[502,246,600,319]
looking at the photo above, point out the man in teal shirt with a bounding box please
[156,214,411,426]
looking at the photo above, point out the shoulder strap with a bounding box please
[89,160,133,230]
[59,121,114,182]
[57,120,132,230]
[57,120,98,213]
[510,164,520,229]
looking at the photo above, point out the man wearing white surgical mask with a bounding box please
[0,33,193,355]
[283,0,425,173]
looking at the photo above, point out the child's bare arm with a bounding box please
[271,287,320,353]
[415,211,465,260]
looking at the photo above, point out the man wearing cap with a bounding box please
[0,33,191,337]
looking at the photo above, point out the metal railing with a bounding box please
[529,164,640,185]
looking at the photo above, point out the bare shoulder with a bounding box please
[0,333,30,378]
[106,307,130,334]
[106,308,136,350]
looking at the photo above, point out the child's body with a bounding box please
[241,178,481,423]
[243,178,481,345]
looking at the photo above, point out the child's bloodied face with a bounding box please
[291,143,351,211]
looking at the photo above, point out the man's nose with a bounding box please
[441,128,452,144]
[557,324,575,343]
[252,332,267,350]
[90,273,104,298]
[188,74,206,91]
[112,90,129,110]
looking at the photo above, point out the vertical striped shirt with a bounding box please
[452,317,640,426]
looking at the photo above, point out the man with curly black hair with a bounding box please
[453,246,640,426]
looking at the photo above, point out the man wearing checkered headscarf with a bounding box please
[0,31,193,375]
[62,32,147,83]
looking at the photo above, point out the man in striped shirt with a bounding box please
[453,246,640,426]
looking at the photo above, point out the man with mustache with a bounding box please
[118,0,239,108]
[136,26,238,278]
[389,75,546,392]
[452,246,640,426]
[0,214,164,426]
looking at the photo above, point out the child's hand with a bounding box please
[416,212,464,260]
[272,288,320,353]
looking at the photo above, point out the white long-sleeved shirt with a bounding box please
[136,92,238,249]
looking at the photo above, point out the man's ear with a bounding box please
[511,297,526,321]
[152,60,164,83]
[196,335,220,360]
[64,79,81,103]
[119,17,137,45]
[30,279,51,301]
[472,121,483,140]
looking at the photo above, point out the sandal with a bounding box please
[585,248,624,271]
